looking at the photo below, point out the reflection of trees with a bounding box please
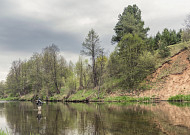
[5,102,36,135]
[4,102,164,135]
[0,102,5,117]
[66,103,162,135]
[142,102,190,135]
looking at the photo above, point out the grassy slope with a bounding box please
[155,41,190,69]
[67,89,150,102]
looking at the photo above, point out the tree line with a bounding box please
[0,4,190,99]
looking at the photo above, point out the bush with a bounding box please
[0,129,9,135]
[168,94,190,101]
[159,44,170,58]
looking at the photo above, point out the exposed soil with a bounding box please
[139,49,190,100]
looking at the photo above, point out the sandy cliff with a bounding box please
[140,48,190,100]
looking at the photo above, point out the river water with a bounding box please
[0,101,190,135]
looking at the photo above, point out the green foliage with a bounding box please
[4,45,75,99]
[147,29,182,52]
[136,51,156,82]
[168,94,190,101]
[112,4,149,43]
[169,41,190,56]
[108,33,155,90]
[0,82,6,98]
[0,129,40,135]
[0,129,9,135]
[81,29,101,87]
[0,97,19,101]
[153,41,190,69]
[117,33,145,88]
[69,89,96,100]
[158,42,171,58]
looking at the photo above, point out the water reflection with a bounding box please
[0,102,190,135]
[37,106,42,122]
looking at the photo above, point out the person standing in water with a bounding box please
[36,98,42,106]
[36,98,42,121]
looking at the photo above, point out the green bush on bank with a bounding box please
[0,129,8,135]
[168,94,190,101]
[0,97,19,101]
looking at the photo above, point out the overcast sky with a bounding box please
[0,0,190,81]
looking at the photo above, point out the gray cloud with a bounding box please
[0,17,82,53]
[0,0,190,80]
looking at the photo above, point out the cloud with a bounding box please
[0,0,190,81]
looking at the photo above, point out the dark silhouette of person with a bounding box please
[36,98,42,122]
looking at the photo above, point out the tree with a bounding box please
[112,4,149,43]
[185,14,190,29]
[81,29,101,88]
[161,28,170,45]
[181,14,190,42]
[117,34,145,89]
[151,29,182,51]
[96,49,107,98]
[0,81,6,98]
[6,60,22,96]
[181,29,190,42]
[42,44,61,96]
[75,56,84,89]
[158,40,170,58]
[29,53,43,96]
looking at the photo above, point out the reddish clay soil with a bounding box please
[139,49,190,100]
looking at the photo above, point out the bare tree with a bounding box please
[182,14,190,42]
[185,14,190,29]
[81,29,101,88]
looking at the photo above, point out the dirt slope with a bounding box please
[140,48,190,100]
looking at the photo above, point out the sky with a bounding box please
[0,0,190,81]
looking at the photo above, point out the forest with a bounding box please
[0,4,189,100]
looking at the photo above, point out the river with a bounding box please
[0,101,190,135]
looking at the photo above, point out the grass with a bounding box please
[0,129,9,135]
[168,94,190,101]
[68,89,99,100]
[48,94,66,101]
[104,96,150,102]
[0,97,19,101]
[169,41,190,56]
[154,41,190,69]
[67,89,152,102]
[157,57,187,80]
[0,129,40,135]
[19,93,34,101]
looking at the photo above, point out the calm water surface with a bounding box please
[0,101,190,135]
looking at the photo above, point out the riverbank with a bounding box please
[2,89,190,103]
[0,89,150,102]
[65,89,151,102]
